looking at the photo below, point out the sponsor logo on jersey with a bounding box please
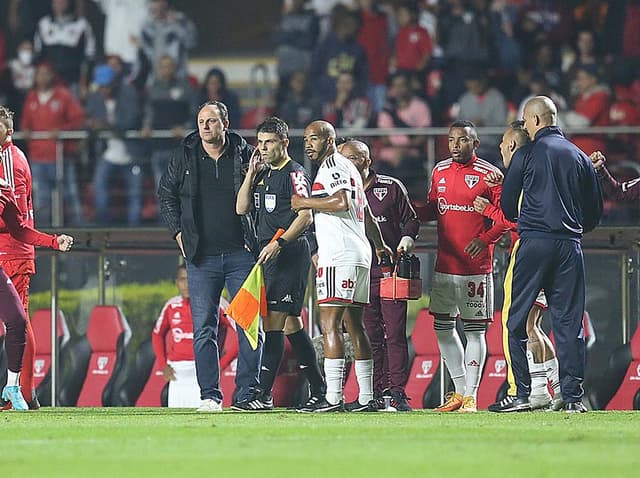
[437,197,475,215]
[373,187,388,201]
[375,215,388,223]
[378,178,392,185]
[630,363,640,381]
[172,328,194,343]
[290,171,309,197]
[465,174,480,189]
[467,359,480,367]
[265,193,276,212]
[341,279,355,290]
[330,179,348,189]
[281,294,294,303]
[438,177,446,184]
[473,166,489,175]
[438,186,446,192]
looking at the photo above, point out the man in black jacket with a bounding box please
[492,96,603,414]
[158,100,262,412]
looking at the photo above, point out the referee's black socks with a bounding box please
[259,331,285,395]
[287,329,326,397]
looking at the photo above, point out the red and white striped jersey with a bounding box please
[312,152,371,268]
[0,139,35,262]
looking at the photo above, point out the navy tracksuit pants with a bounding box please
[503,237,586,403]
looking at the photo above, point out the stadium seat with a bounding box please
[605,325,640,410]
[405,308,443,409]
[63,306,131,407]
[131,340,169,407]
[31,309,71,406]
[477,310,508,409]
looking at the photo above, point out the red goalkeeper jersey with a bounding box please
[418,155,509,275]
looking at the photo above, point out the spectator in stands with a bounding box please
[517,1,574,52]
[517,73,568,125]
[377,72,431,179]
[489,0,522,75]
[6,40,36,125]
[455,71,507,164]
[565,29,603,97]
[391,1,433,81]
[438,0,492,106]
[86,64,143,225]
[273,0,320,80]
[141,55,197,195]
[355,0,391,113]
[92,0,149,71]
[322,71,371,129]
[603,0,640,62]
[139,0,196,84]
[7,0,52,52]
[152,264,238,408]
[562,64,611,155]
[34,0,96,93]
[310,5,369,104]
[607,65,640,157]
[277,70,321,160]
[20,62,84,226]
[199,68,241,130]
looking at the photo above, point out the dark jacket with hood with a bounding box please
[158,130,258,261]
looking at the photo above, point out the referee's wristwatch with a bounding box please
[276,237,287,248]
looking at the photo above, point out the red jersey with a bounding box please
[420,156,509,275]
[20,85,84,162]
[571,86,611,154]
[152,296,238,370]
[0,139,35,263]
[357,9,390,85]
[480,198,519,253]
[0,182,59,249]
[395,25,433,72]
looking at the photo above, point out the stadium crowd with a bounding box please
[0,0,639,225]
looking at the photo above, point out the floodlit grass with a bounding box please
[2,408,639,477]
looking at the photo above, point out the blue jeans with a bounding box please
[93,159,142,225]
[187,249,263,403]
[30,160,83,226]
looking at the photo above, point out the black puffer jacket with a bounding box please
[158,130,258,261]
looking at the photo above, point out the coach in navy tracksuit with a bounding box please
[495,96,603,413]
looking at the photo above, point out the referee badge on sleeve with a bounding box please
[265,194,276,212]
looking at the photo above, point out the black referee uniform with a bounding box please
[254,159,312,315]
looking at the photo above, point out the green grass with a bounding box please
[3,408,639,477]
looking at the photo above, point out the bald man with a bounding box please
[292,121,393,412]
[474,122,561,411]
[338,139,419,411]
[493,96,603,413]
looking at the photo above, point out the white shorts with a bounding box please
[534,290,548,309]
[316,265,370,306]
[167,360,200,408]
[429,272,494,321]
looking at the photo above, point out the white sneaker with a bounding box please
[529,392,552,410]
[196,399,223,413]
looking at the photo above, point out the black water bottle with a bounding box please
[397,251,411,278]
[410,254,421,279]
[380,253,393,278]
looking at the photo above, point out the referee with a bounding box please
[494,96,603,413]
[235,116,325,410]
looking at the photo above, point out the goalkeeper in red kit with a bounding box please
[0,177,73,410]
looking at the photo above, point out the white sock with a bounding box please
[324,358,345,405]
[545,358,561,397]
[435,328,466,395]
[527,351,549,396]
[463,331,486,400]
[6,370,20,387]
[354,359,373,405]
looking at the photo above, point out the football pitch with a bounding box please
[3,408,639,477]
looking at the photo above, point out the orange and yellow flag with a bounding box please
[225,229,284,350]
[225,262,266,350]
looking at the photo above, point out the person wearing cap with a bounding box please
[86,64,144,225]
[20,61,85,226]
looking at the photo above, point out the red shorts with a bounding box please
[0,259,34,312]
